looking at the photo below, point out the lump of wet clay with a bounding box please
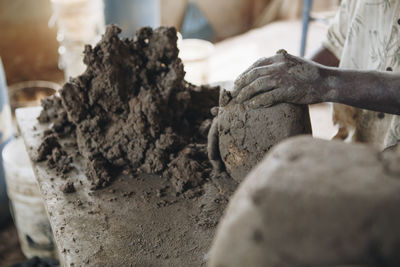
[216,90,311,183]
[60,181,75,194]
[36,134,73,174]
[209,136,400,267]
[38,25,219,192]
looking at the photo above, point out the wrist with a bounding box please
[319,66,341,102]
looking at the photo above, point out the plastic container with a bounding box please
[50,0,105,79]
[8,80,59,114]
[3,138,58,259]
[0,57,13,227]
[179,39,215,85]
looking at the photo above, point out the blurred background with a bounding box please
[0,0,339,85]
[0,0,339,266]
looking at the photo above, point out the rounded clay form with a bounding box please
[218,101,311,183]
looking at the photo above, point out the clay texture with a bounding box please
[37,25,219,192]
[217,90,312,182]
[209,136,400,267]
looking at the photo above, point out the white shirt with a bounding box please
[323,0,400,150]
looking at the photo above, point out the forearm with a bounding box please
[321,67,400,115]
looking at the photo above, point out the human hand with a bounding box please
[207,113,238,195]
[233,50,328,108]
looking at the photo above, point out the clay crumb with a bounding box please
[60,181,76,194]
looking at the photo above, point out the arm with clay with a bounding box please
[233,50,400,115]
[207,47,340,185]
[323,67,400,115]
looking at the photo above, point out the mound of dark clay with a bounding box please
[37,25,219,193]
[216,89,312,182]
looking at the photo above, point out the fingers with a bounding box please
[234,65,277,92]
[237,57,273,78]
[236,75,278,103]
[232,56,279,97]
[247,88,287,109]
[234,62,285,98]
[233,51,296,93]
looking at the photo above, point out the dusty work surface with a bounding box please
[17,107,227,267]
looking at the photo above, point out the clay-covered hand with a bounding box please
[232,50,328,108]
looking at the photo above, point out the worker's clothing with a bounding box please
[323,0,400,150]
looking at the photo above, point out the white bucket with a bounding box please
[2,137,58,259]
[179,38,215,86]
[50,0,105,79]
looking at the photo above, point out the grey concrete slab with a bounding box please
[16,107,224,267]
